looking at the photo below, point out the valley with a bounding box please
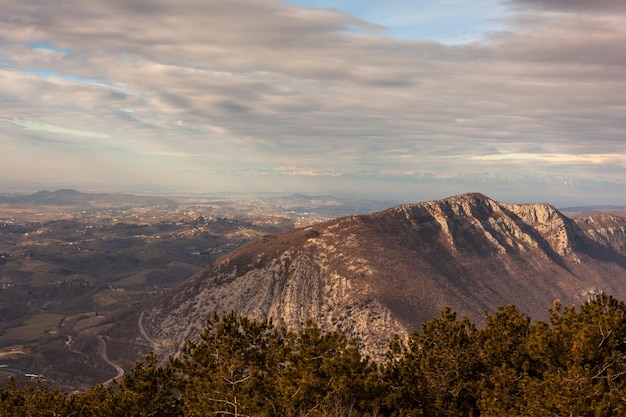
[0,190,392,390]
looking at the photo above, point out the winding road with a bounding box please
[138,308,168,353]
[138,309,157,347]
[98,335,124,386]
[94,309,168,386]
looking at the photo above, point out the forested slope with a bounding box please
[3,293,626,416]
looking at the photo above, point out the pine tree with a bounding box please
[0,379,69,417]
[384,307,480,416]
[277,321,383,415]
[172,312,285,417]
[522,294,626,415]
[115,352,181,416]
[67,384,117,417]
[476,305,532,416]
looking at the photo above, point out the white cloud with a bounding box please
[469,153,626,164]
[0,0,625,204]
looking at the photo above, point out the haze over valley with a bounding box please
[0,189,396,389]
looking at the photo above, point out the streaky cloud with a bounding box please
[9,119,110,139]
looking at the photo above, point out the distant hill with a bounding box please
[0,189,178,207]
[560,204,626,216]
[139,193,626,359]
[258,193,401,217]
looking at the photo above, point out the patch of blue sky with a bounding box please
[24,67,105,85]
[285,0,510,44]
[28,41,69,55]
[19,67,133,94]
[9,119,110,139]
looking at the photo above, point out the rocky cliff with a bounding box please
[141,193,626,359]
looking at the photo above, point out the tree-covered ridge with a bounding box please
[3,294,626,416]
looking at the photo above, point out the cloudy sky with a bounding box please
[1,0,625,206]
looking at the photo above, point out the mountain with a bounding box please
[1,189,177,207]
[140,193,626,359]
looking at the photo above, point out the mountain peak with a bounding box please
[448,191,492,201]
[140,194,626,360]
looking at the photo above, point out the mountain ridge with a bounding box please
[0,189,178,207]
[140,192,626,359]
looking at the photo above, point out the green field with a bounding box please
[0,313,64,342]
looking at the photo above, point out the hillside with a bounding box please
[140,193,626,359]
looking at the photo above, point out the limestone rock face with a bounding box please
[575,214,626,252]
[142,193,626,359]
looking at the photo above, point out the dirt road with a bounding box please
[98,335,124,386]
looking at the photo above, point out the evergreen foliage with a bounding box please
[3,294,626,416]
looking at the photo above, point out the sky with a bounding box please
[1,0,625,206]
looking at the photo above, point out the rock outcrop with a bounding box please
[141,193,626,359]
[575,214,626,252]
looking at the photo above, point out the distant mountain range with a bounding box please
[138,193,626,359]
[560,204,626,215]
[0,189,178,207]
